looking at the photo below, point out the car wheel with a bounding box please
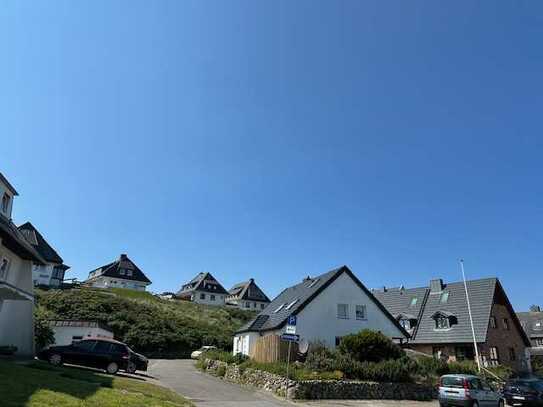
[106,362,119,375]
[49,353,62,366]
[126,362,137,374]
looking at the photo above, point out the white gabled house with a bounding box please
[85,254,152,291]
[176,272,228,306]
[226,278,271,311]
[233,266,409,357]
[0,172,47,357]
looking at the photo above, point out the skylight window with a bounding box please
[440,292,449,304]
[308,278,320,288]
[285,299,299,310]
[274,303,286,313]
[410,297,418,307]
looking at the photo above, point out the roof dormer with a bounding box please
[0,173,19,219]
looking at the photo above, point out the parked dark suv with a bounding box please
[503,378,543,406]
[37,338,148,375]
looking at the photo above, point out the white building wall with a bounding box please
[191,290,226,306]
[89,276,149,291]
[228,298,268,311]
[33,263,55,286]
[233,332,260,356]
[0,243,35,356]
[51,326,113,346]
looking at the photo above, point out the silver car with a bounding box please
[439,374,505,407]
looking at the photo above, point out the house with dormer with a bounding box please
[226,278,271,311]
[517,305,543,348]
[0,172,47,356]
[18,222,70,288]
[374,277,531,371]
[176,272,228,305]
[233,266,409,357]
[85,254,152,291]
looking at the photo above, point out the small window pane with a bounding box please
[337,304,349,319]
[356,305,366,320]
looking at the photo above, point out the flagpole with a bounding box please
[460,259,482,372]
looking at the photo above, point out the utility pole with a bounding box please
[460,259,482,372]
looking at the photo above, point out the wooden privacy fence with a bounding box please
[252,334,299,363]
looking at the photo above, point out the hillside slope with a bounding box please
[36,288,256,358]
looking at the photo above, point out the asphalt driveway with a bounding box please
[149,359,438,407]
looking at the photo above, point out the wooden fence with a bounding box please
[252,334,299,363]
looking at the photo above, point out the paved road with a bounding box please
[149,359,438,407]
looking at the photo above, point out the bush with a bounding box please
[34,306,54,351]
[204,350,249,365]
[305,341,337,371]
[337,330,404,362]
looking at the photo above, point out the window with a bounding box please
[410,297,418,307]
[285,299,299,310]
[253,302,257,308]
[260,303,265,309]
[503,318,510,330]
[126,270,133,277]
[535,338,543,347]
[71,336,83,344]
[210,294,215,301]
[200,293,206,300]
[274,303,286,313]
[0,257,10,281]
[119,269,125,275]
[245,302,250,308]
[490,316,497,328]
[455,346,475,361]
[489,347,500,366]
[399,319,411,330]
[508,347,516,361]
[534,321,543,331]
[337,304,349,319]
[440,291,450,304]
[94,341,112,353]
[435,316,450,330]
[75,340,96,351]
[308,278,320,288]
[1,193,10,214]
[335,336,343,346]
[356,305,366,320]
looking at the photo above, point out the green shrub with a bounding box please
[305,341,337,371]
[34,306,54,351]
[337,330,403,363]
[204,350,249,364]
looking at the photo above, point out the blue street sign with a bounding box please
[287,315,297,326]
[281,333,300,342]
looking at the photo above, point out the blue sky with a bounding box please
[2,1,543,310]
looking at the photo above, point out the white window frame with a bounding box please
[355,305,366,320]
[337,303,349,319]
[1,193,10,214]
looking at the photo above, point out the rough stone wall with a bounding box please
[201,359,435,400]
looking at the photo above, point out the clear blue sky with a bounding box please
[2,1,542,310]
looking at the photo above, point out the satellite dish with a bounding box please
[298,338,309,354]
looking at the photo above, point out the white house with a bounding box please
[85,254,152,291]
[233,266,409,357]
[18,222,70,288]
[176,272,228,306]
[0,172,47,357]
[49,320,114,346]
[226,278,271,311]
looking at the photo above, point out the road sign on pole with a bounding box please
[287,315,297,326]
[280,333,300,342]
[286,314,297,334]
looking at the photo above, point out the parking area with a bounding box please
[149,359,438,407]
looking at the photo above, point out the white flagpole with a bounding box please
[460,259,482,372]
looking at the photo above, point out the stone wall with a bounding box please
[201,359,435,400]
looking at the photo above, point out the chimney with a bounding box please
[249,278,254,283]
[530,305,541,313]
[430,279,444,293]
[120,254,128,261]
[303,276,311,282]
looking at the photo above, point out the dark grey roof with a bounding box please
[228,279,271,303]
[517,309,543,340]
[0,214,46,264]
[0,172,19,196]
[86,254,151,284]
[177,272,228,296]
[236,266,409,338]
[375,277,531,346]
[18,222,67,266]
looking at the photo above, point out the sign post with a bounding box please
[283,315,297,399]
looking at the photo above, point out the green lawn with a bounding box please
[0,360,192,407]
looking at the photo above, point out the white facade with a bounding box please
[87,276,149,291]
[228,298,268,311]
[233,272,406,356]
[0,239,35,357]
[190,290,226,306]
[51,323,113,346]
